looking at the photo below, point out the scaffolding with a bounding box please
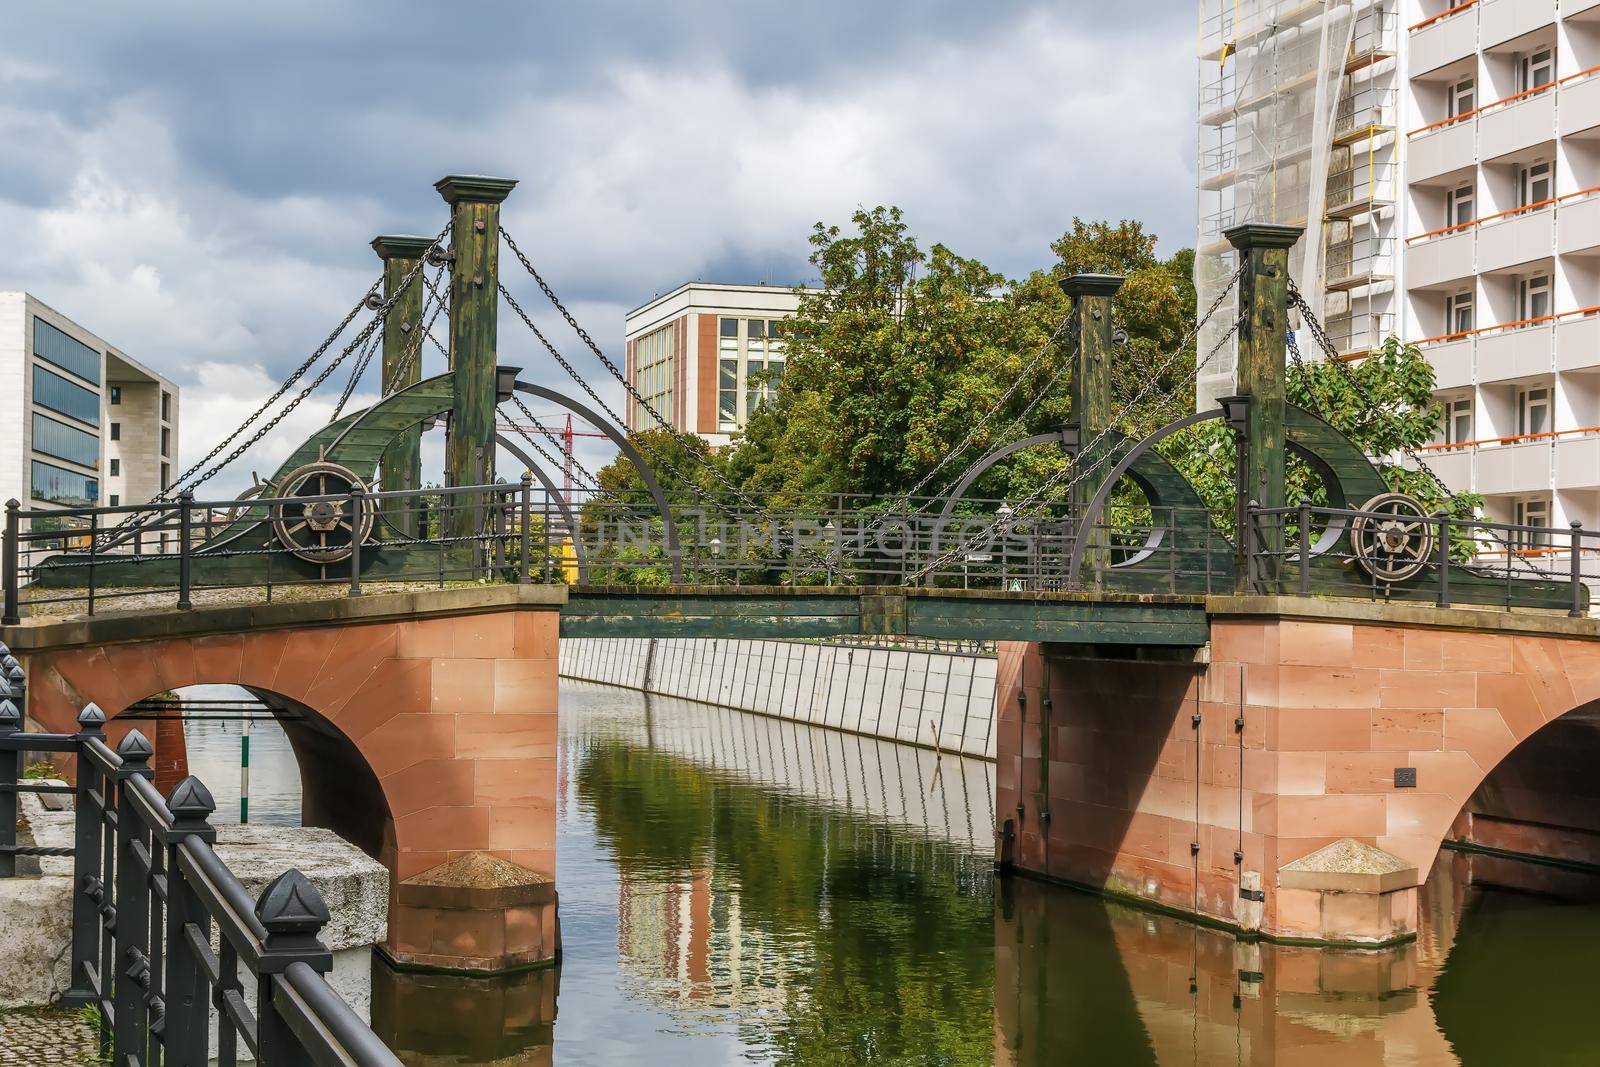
[1196,0,1398,405]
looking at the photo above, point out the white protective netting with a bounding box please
[1194,0,1365,409]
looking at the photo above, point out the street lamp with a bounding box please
[495,365,523,403]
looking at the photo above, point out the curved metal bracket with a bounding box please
[513,381,683,581]
[925,428,1078,575]
[1067,409,1227,588]
[494,433,591,584]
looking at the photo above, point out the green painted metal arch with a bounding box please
[324,372,455,479]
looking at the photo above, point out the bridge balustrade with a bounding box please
[0,695,402,1066]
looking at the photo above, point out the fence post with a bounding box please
[177,490,194,610]
[349,485,365,596]
[1298,497,1312,596]
[163,776,217,1067]
[112,730,155,1059]
[1435,512,1451,609]
[254,869,335,1062]
[1244,500,1261,594]
[520,472,533,584]
[3,498,20,625]
[1571,520,1584,618]
[62,704,107,1008]
[0,697,18,878]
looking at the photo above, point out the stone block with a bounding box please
[385,852,559,974]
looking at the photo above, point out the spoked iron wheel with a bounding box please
[270,461,375,564]
[217,472,268,525]
[1350,492,1434,584]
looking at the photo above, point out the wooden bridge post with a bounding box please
[437,175,518,538]
[372,234,436,537]
[1224,224,1302,585]
[1061,273,1124,584]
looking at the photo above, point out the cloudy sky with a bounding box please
[2,2,1196,492]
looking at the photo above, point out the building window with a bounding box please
[31,413,100,468]
[1449,77,1475,119]
[31,460,99,506]
[1447,184,1474,229]
[161,426,170,457]
[1519,274,1552,323]
[718,317,740,432]
[32,365,101,426]
[161,391,171,421]
[1519,160,1554,210]
[1514,497,1550,551]
[32,317,101,384]
[1518,386,1551,437]
[631,322,676,430]
[109,494,119,507]
[1444,396,1473,446]
[715,316,787,433]
[160,463,170,490]
[110,386,122,405]
[109,458,120,477]
[1447,291,1475,335]
[110,422,121,441]
[1520,48,1555,94]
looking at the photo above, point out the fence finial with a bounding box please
[116,729,154,766]
[0,699,17,733]
[77,703,106,730]
[167,776,217,840]
[256,869,333,969]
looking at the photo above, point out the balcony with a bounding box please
[1481,0,1555,49]
[1478,206,1555,273]
[1565,0,1600,17]
[1560,71,1600,138]
[1557,435,1600,489]
[1558,312,1600,371]
[1558,191,1600,255]
[1477,323,1555,383]
[1325,312,1396,357]
[1410,2,1478,75]
[1408,119,1476,181]
[1406,229,1475,289]
[1476,439,1553,496]
[1416,447,1474,492]
[1427,337,1476,389]
[1479,90,1555,161]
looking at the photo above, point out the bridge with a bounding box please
[6,174,1600,1012]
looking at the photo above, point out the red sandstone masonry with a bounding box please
[21,609,562,968]
[997,616,1600,942]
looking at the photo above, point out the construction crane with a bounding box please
[496,412,608,502]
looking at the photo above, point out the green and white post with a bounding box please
[239,715,250,824]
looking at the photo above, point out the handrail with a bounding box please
[1414,423,1600,453]
[1408,0,1476,33]
[1560,63,1600,89]
[1412,304,1600,347]
[1408,78,1558,139]
[0,705,404,1065]
[1405,185,1599,247]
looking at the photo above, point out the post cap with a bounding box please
[116,729,154,764]
[0,699,18,729]
[77,704,106,729]
[435,175,518,205]
[1223,223,1304,252]
[0,654,18,673]
[167,776,217,822]
[5,664,21,685]
[257,869,331,934]
[370,234,439,262]
[1058,273,1126,298]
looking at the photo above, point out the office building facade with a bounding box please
[0,292,180,530]
[624,283,809,448]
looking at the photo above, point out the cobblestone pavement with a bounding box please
[0,1008,102,1065]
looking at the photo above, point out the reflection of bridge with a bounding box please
[8,178,1600,997]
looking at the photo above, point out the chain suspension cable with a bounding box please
[508,392,601,490]
[499,403,595,499]
[1287,279,1545,578]
[331,327,383,421]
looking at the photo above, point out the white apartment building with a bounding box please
[1198,0,1600,548]
[624,283,814,448]
[0,293,179,533]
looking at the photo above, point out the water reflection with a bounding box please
[180,678,1600,1064]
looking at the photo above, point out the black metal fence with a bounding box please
[0,682,400,1065]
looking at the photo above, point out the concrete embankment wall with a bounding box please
[559,638,998,759]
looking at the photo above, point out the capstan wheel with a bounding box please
[216,472,267,525]
[1350,492,1434,583]
[270,461,375,564]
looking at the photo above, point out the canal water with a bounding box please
[181,680,1600,1065]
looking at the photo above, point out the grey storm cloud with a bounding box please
[0,0,1196,490]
